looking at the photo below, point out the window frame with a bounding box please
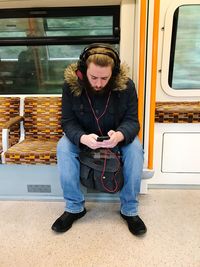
[161,0,200,97]
[0,6,120,46]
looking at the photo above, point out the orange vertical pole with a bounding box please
[148,0,160,169]
[138,0,147,143]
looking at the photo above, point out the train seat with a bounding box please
[3,97,63,164]
[155,101,200,123]
[0,97,21,157]
[5,99,198,164]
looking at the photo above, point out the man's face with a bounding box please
[86,62,112,92]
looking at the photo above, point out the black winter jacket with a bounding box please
[61,63,140,147]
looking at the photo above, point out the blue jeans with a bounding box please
[57,135,144,216]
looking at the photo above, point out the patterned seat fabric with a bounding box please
[155,102,200,123]
[4,140,57,164]
[4,97,63,164]
[0,97,20,152]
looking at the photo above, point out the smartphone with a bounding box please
[97,136,110,142]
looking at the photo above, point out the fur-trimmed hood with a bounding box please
[64,63,130,96]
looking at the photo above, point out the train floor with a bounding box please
[0,189,199,267]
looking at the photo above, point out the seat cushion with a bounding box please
[4,139,58,164]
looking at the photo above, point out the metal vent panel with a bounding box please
[27,184,51,193]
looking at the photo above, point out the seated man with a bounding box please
[52,43,147,236]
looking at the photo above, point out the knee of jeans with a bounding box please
[57,135,80,156]
[122,137,144,158]
[132,137,143,154]
[57,135,74,154]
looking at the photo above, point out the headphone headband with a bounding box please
[77,43,120,76]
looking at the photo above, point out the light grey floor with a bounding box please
[0,189,199,267]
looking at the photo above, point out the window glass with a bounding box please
[0,7,119,94]
[46,16,113,36]
[0,18,28,37]
[0,45,86,94]
[170,5,200,89]
[0,16,113,38]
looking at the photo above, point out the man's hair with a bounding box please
[86,47,115,70]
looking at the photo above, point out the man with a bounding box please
[52,44,147,236]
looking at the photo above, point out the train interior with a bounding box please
[0,0,200,266]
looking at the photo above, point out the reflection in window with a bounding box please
[169,5,200,89]
[0,45,85,94]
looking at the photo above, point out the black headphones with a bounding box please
[77,43,121,77]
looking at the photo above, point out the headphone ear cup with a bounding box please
[77,59,86,75]
[112,63,120,76]
[112,65,120,76]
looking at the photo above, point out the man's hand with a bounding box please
[80,131,124,149]
[80,134,101,149]
[99,130,124,148]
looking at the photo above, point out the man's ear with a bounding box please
[76,70,84,80]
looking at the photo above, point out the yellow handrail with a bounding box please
[148,0,160,169]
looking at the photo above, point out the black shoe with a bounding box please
[52,208,86,233]
[120,212,147,236]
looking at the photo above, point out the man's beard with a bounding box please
[84,76,115,96]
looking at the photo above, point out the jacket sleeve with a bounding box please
[116,79,140,145]
[61,83,86,146]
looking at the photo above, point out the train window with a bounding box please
[169,5,200,90]
[161,3,200,96]
[0,6,120,95]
